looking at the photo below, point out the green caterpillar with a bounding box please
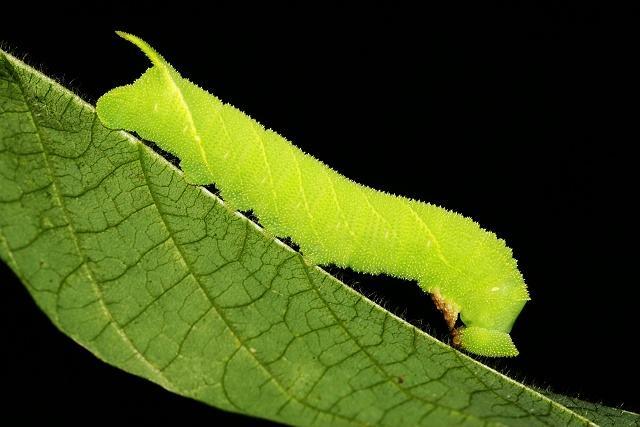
[96,32,530,357]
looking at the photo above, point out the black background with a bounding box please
[1,2,637,425]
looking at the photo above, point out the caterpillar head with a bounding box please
[432,216,530,357]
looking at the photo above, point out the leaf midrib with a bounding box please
[5,59,175,390]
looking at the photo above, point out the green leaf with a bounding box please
[539,392,639,427]
[0,48,635,427]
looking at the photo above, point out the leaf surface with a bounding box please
[0,48,635,426]
[541,392,639,427]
